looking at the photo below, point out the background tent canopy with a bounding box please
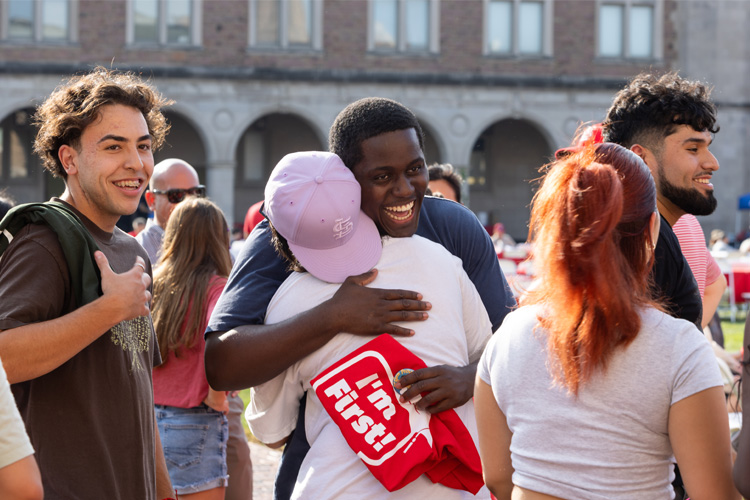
[739,193,750,210]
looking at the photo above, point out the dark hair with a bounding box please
[329,97,424,169]
[33,66,173,179]
[602,72,719,152]
[268,221,306,274]
[428,163,463,203]
[524,142,660,394]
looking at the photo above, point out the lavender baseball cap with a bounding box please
[264,151,382,283]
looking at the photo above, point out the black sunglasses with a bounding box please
[151,185,206,204]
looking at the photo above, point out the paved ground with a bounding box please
[249,441,282,500]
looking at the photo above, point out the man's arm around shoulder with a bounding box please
[206,269,431,390]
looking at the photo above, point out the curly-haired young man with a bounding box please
[603,72,720,329]
[0,67,175,499]
[205,97,515,499]
[603,73,725,500]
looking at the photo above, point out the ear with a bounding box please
[630,144,647,161]
[58,145,78,176]
[649,211,660,250]
[144,191,156,209]
[630,143,658,172]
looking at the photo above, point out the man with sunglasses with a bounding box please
[137,158,205,265]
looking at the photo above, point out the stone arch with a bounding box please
[417,120,445,166]
[156,110,208,183]
[233,112,326,223]
[228,105,328,161]
[467,117,553,241]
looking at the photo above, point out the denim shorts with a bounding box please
[155,404,229,495]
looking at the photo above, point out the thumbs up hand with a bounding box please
[94,251,152,322]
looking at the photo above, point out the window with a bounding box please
[368,0,439,54]
[484,0,551,56]
[469,137,488,190]
[597,0,662,59]
[0,109,38,183]
[249,0,322,50]
[239,122,265,183]
[127,0,201,46]
[0,0,77,43]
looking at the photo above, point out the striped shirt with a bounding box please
[672,214,721,298]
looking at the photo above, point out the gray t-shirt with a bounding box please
[478,305,722,500]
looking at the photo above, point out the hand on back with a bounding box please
[326,269,431,337]
[394,363,475,413]
[327,270,474,413]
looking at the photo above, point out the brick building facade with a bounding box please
[1,0,747,240]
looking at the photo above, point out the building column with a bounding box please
[206,160,236,226]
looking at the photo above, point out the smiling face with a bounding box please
[59,104,153,231]
[649,125,719,219]
[352,128,428,238]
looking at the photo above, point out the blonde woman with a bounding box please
[152,197,233,500]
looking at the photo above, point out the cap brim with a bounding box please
[288,210,382,283]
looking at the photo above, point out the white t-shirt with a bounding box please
[478,305,724,500]
[0,356,34,469]
[248,235,493,499]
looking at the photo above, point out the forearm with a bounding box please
[154,417,174,499]
[701,274,726,329]
[735,426,750,498]
[734,325,750,496]
[486,480,514,500]
[0,294,128,383]
[474,378,514,500]
[0,455,43,500]
[207,387,226,402]
[205,301,340,390]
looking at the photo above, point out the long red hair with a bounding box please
[523,142,660,394]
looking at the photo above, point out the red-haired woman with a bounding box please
[474,143,737,500]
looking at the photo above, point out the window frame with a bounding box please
[0,0,79,45]
[126,0,203,47]
[482,0,553,58]
[0,108,42,186]
[247,0,323,52]
[595,0,663,61]
[366,0,440,55]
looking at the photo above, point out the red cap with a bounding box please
[243,200,265,237]
[555,123,604,159]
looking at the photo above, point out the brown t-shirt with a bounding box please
[0,199,161,500]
